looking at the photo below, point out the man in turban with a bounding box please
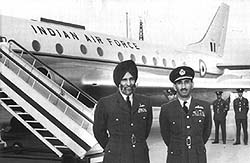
[93,60,153,163]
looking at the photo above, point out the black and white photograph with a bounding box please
[0,0,250,162]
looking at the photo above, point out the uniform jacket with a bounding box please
[93,92,153,163]
[212,99,228,121]
[233,97,249,119]
[159,98,212,163]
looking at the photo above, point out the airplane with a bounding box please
[0,2,249,108]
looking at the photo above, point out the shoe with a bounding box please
[233,142,240,145]
[223,142,226,144]
[212,141,219,144]
[244,142,248,145]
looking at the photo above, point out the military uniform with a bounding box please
[93,60,153,163]
[233,88,249,145]
[160,66,212,163]
[212,91,228,144]
[93,92,152,163]
[160,98,212,163]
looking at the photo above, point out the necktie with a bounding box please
[126,96,132,109]
[183,101,188,114]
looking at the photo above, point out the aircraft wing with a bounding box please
[217,63,250,70]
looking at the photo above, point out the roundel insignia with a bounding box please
[179,69,186,76]
[199,59,207,77]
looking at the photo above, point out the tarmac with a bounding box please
[2,107,250,162]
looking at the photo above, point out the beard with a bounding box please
[119,84,136,96]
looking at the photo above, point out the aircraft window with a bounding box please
[153,57,157,66]
[142,55,147,64]
[97,47,103,56]
[118,52,123,61]
[172,60,176,67]
[56,43,63,54]
[32,40,41,52]
[163,58,167,67]
[130,54,136,62]
[80,44,87,54]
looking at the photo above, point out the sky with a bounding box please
[0,0,250,63]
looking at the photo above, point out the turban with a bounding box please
[113,60,138,87]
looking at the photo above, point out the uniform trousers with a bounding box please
[235,119,248,144]
[214,119,226,143]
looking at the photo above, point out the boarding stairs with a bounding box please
[0,39,102,160]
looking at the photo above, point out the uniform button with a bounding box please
[143,116,146,119]
[187,126,190,129]
[199,119,202,123]
[188,146,191,149]
[115,118,119,121]
[108,150,111,153]
[172,121,176,124]
[130,123,134,126]
[186,116,190,119]
[170,151,174,154]
[132,145,135,148]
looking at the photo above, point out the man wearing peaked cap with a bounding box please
[233,88,249,145]
[169,66,195,83]
[160,66,212,163]
[93,60,153,163]
[215,91,223,95]
[236,88,244,93]
[165,88,177,101]
[212,91,229,144]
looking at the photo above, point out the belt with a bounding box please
[109,134,145,145]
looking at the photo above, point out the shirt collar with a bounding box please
[178,96,192,108]
[119,91,133,105]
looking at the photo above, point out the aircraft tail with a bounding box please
[186,3,229,57]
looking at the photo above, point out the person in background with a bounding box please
[93,60,153,163]
[159,66,212,163]
[233,88,249,145]
[166,88,177,101]
[212,91,228,144]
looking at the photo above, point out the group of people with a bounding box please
[211,89,249,145]
[93,60,249,163]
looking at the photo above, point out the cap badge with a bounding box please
[179,69,186,76]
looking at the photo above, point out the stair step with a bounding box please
[26,120,39,123]
[35,128,48,131]
[0,97,11,100]
[54,145,68,149]
[44,137,58,140]
[16,112,28,115]
[8,105,20,107]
